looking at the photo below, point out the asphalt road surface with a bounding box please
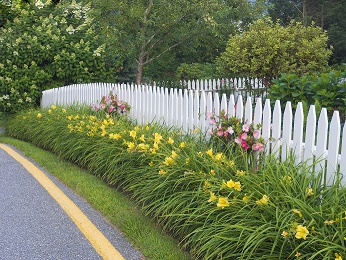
[0,143,143,260]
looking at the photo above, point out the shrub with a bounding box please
[216,17,332,87]
[0,0,112,114]
[268,71,346,119]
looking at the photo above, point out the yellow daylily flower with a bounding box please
[295,225,309,240]
[217,197,229,209]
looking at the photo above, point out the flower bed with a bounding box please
[5,101,346,259]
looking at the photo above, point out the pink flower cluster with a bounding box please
[208,110,265,152]
[91,92,129,115]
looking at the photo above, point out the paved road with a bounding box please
[0,143,143,260]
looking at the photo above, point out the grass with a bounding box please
[0,134,191,260]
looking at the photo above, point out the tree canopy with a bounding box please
[85,0,267,83]
[216,17,332,86]
[267,0,346,64]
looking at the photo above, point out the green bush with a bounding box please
[216,17,332,87]
[176,63,217,81]
[268,71,346,119]
[0,0,112,114]
[4,104,346,259]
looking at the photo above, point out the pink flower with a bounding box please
[108,106,115,113]
[235,137,242,144]
[240,133,248,140]
[242,124,250,132]
[227,126,234,134]
[104,96,111,104]
[252,143,264,151]
[241,140,249,150]
[217,130,223,136]
[209,119,216,125]
[253,130,261,139]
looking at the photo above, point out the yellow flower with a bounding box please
[206,148,213,157]
[109,133,121,140]
[295,225,309,240]
[256,195,269,205]
[306,187,314,197]
[153,142,159,149]
[241,196,249,204]
[208,192,217,202]
[134,126,140,131]
[217,197,229,209]
[228,160,235,167]
[129,130,137,139]
[139,134,146,142]
[149,161,154,166]
[51,105,56,109]
[127,142,135,150]
[153,132,163,143]
[204,181,211,189]
[37,113,42,118]
[67,115,73,120]
[281,230,288,237]
[61,108,66,113]
[163,157,174,166]
[234,181,242,191]
[324,220,336,225]
[179,142,186,148]
[210,169,215,175]
[293,209,303,218]
[236,170,246,176]
[137,143,149,152]
[159,169,167,175]
[48,109,52,114]
[335,253,343,260]
[226,179,235,189]
[168,137,174,144]
[171,150,178,159]
[214,153,223,161]
[295,252,301,257]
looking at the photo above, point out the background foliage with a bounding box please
[0,0,112,114]
[216,17,332,87]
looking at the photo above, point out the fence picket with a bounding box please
[326,111,341,185]
[293,102,304,164]
[262,99,271,155]
[282,102,293,162]
[271,100,282,157]
[236,95,243,120]
[315,108,328,178]
[304,105,317,169]
[340,124,346,186]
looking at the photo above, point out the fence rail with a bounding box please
[41,82,346,186]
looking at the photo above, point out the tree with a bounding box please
[216,17,332,86]
[0,0,112,114]
[86,0,267,84]
[267,0,346,65]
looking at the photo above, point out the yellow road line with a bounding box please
[0,143,125,260]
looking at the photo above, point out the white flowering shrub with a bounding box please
[0,0,112,114]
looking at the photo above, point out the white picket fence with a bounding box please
[41,82,346,186]
[182,77,265,91]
